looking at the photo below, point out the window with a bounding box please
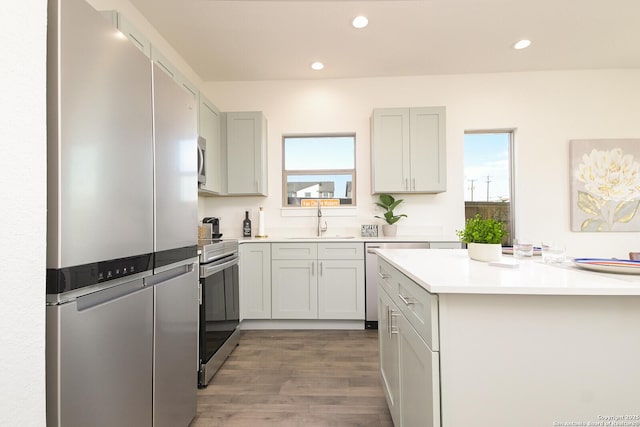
[463,130,514,245]
[282,134,356,207]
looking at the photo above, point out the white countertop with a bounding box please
[237,235,460,243]
[377,249,640,296]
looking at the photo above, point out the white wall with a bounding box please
[0,1,47,426]
[202,70,640,258]
[82,0,639,259]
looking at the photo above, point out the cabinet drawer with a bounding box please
[429,242,462,249]
[396,272,439,351]
[271,243,317,260]
[318,242,364,260]
[378,259,398,298]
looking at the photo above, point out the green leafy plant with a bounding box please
[456,214,506,244]
[375,194,407,225]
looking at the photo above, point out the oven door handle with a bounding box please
[200,256,239,278]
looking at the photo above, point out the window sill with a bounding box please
[280,207,357,217]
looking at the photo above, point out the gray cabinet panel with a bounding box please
[240,243,272,319]
[372,108,409,192]
[410,107,446,192]
[371,106,446,194]
[226,111,267,195]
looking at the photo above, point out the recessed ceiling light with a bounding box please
[513,39,531,50]
[311,62,324,71]
[352,16,369,29]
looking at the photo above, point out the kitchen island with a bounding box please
[376,249,640,427]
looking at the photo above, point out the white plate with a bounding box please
[572,258,640,275]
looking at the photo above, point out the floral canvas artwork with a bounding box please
[570,139,640,232]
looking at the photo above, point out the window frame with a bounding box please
[281,133,357,207]
[463,129,516,245]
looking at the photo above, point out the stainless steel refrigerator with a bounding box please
[46,0,198,426]
[146,62,199,427]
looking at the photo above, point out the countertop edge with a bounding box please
[237,236,461,243]
[376,249,640,296]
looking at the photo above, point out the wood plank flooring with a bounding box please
[190,329,393,427]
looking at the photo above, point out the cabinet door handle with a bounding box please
[398,294,415,306]
[412,178,416,190]
[378,271,390,279]
[311,261,315,276]
[367,245,381,255]
[319,261,323,276]
[390,310,400,335]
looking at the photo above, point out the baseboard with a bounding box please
[240,319,365,330]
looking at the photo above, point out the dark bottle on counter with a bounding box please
[243,211,252,237]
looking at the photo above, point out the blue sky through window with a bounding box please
[285,136,354,170]
[464,133,510,202]
[284,135,355,203]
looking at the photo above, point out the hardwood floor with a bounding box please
[190,329,393,427]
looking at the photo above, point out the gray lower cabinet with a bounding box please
[378,259,441,427]
[378,288,401,425]
[272,259,318,318]
[240,242,364,320]
[271,242,364,320]
[240,243,272,319]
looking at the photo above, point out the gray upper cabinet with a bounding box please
[225,111,268,196]
[372,107,446,194]
[198,96,222,194]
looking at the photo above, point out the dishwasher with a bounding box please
[365,242,429,329]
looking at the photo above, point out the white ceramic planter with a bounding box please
[467,242,502,262]
[381,224,397,237]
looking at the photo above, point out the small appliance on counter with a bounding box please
[202,217,222,239]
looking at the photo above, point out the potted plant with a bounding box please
[456,214,507,262]
[375,194,407,237]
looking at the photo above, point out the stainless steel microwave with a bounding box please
[197,136,206,186]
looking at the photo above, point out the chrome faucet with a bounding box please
[317,200,328,237]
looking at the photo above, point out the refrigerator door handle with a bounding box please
[76,278,145,311]
[146,263,195,287]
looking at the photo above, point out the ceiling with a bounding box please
[127,0,640,82]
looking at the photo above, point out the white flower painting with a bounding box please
[570,139,640,232]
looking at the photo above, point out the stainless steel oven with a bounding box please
[198,239,239,388]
